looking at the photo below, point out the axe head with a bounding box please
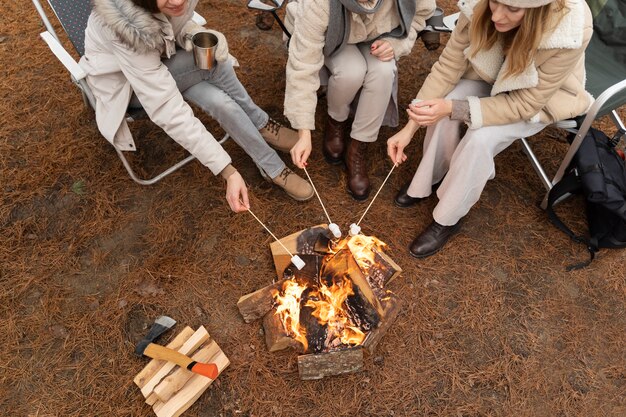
[134,315,176,356]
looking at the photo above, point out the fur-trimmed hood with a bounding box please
[92,0,195,54]
[457,0,586,95]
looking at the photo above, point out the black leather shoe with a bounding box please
[409,221,461,258]
[394,184,423,208]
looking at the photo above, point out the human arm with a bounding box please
[387,119,420,165]
[283,0,330,131]
[290,129,312,168]
[382,0,437,59]
[220,165,249,213]
[108,38,232,175]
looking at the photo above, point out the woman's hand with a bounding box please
[407,99,452,126]
[225,171,249,213]
[387,121,419,165]
[370,40,395,62]
[290,129,312,169]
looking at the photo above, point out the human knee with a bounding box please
[331,65,366,91]
[365,62,395,85]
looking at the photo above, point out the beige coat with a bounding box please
[78,0,231,175]
[284,0,436,130]
[417,0,593,129]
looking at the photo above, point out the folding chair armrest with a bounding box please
[40,31,86,81]
[192,11,207,26]
[247,0,285,12]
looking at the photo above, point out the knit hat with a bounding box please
[496,0,554,7]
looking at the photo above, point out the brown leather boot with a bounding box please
[345,138,370,201]
[323,115,348,165]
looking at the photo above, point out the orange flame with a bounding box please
[272,232,386,352]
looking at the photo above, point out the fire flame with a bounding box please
[271,233,387,353]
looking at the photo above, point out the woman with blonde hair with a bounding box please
[387,0,593,257]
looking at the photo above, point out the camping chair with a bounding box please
[31,0,229,185]
[246,0,456,44]
[520,0,626,209]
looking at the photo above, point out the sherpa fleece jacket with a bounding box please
[284,0,436,130]
[79,0,231,176]
[416,0,594,129]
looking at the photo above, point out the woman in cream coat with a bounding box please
[80,0,314,211]
[285,0,436,200]
[388,0,593,257]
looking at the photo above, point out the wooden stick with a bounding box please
[356,163,397,226]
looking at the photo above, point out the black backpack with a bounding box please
[546,127,626,270]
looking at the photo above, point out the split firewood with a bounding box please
[134,327,195,389]
[270,224,330,279]
[362,294,402,354]
[139,326,210,399]
[152,349,230,417]
[298,347,364,380]
[152,340,221,403]
[262,310,303,352]
[237,280,285,323]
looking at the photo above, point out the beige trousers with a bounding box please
[407,79,548,225]
[324,43,396,142]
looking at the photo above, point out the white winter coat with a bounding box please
[79,0,231,175]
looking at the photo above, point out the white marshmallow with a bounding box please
[349,223,361,236]
[291,255,306,270]
[328,223,341,238]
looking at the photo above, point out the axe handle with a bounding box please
[143,343,218,379]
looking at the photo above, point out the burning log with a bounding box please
[262,309,302,352]
[298,347,364,380]
[366,248,402,292]
[362,294,402,354]
[237,280,285,323]
[299,288,328,354]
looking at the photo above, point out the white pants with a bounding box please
[407,79,548,225]
[324,43,396,142]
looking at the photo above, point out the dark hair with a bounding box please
[130,0,159,13]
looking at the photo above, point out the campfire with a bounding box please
[237,225,402,380]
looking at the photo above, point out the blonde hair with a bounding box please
[468,0,568,77]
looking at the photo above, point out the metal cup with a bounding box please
[192,32,218,70]
[422,7,444,50]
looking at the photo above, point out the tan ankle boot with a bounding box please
[259,118,299,153]
[271,167,314,201]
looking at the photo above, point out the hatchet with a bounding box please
[134,316,218,380]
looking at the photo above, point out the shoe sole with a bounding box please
[394,199,421,208]
[408,226,461,259]
[347,187,370,201]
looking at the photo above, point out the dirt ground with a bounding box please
[1,1,625,416]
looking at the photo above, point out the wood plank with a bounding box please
[236,280,284,323]
[297,347,363,380]
[134,326,195,389]
[152,340,221,403]
[152,348,230,417]
[362,294,402,354]
[140,326,210,399]
[269,224,329,279]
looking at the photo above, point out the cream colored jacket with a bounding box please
[284,0,436,130]
[417,0,593,129]
[79,0,231,175]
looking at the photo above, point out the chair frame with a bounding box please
[522,80,626,209]
[32,0,229,186]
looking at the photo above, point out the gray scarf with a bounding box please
[323,0,417,57]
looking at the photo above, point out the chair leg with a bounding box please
[115,133,229,185]
[520,137,552,191]
[115,148,196,186]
